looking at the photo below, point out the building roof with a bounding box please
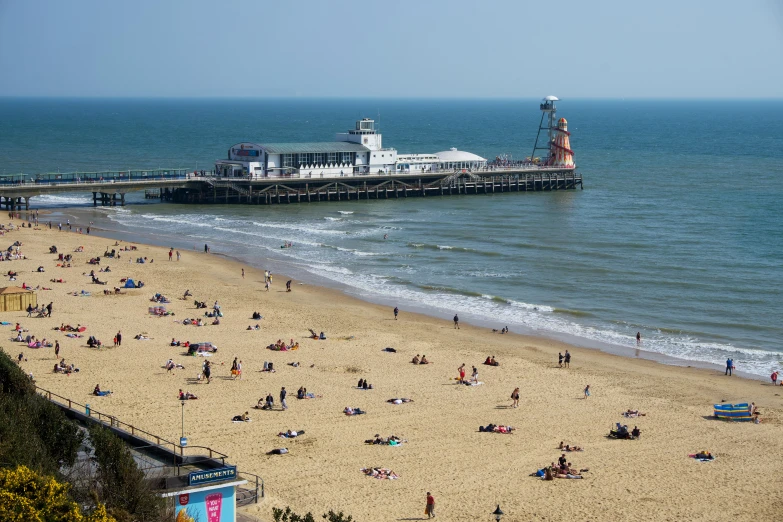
[436,148,487,163]
[0,286,34,294]
[258,142,370,154]
[544,95,560,101]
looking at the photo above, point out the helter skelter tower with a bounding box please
[529,95,575,168]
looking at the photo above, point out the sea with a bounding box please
[1,98,781,378]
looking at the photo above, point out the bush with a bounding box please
[0,465,115,522]
[0,348,35,395]
[0,350,82,474]
[88,425,166,522]
[272,507,354,522]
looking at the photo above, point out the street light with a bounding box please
[180,400,188,447]
[492,505,504,522]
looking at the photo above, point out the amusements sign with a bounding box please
[189,466,237,486]
[175,484,236,522]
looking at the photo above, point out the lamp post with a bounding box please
[492,505,504,522]
[180,400,187,447]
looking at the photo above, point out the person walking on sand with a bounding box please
[511,387,520,408]
[204,244,209,253]
[168,249,173,261]
[564,350,571,368]
[458,363,466,384]
[584,384,591,399]
[425,492,435,518]
[636,331,641,345]
[176,250,181,261]
[453,314,459,329]
[116,331,122,347]
[242,268,245,279]
[725,358,733,376]
[54,341,60,358]
[203,360,212,384]
[280,386,288,410]
[394,306,399,320]
[558,352,563,368]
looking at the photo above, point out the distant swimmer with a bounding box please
[636,332,641,346]
[384,233,388,240]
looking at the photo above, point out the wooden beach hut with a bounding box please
[0,287,37,312]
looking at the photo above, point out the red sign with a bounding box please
[178,494,190,506]
[205,493,223,522]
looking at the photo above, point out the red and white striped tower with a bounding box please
[550,118,575,168]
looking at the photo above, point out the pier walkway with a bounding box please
[0,166,582,209]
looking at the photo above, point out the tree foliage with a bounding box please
[273,506,354,522]
[88,425,166,522]
[0,349,83,474]
[0,465,115,522]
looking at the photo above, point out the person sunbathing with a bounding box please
[278,430,304,438]
[252,311,262,320]
[411,355,420,364]
[93,384,111,396]
[622,409,646,417]
[178,389,198,400]
[344,406,366,415]
[232,411,250,422]
[267,448,289,455]
[692,451,714,460]
[387,398,414,404]
[419,355,429,364]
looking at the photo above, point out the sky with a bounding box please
[0,0,781,98]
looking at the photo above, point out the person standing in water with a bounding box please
[636,332,641,345]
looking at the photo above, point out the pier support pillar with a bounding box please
[23,197,30,210]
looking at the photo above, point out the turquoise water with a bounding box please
[1,98,782,376]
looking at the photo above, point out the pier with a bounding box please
[0,168,581,208]
[0,97,583,209]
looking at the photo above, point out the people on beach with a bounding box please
[453,314,459,329]
[511,387,520,408]
[412,354,420,364]
[725,358,734,376]
[564,350,571,368]
[93,384,111,396]
[280,386,288,410]
[425,492,435,518]
[584,384,591,399]
[420,355,429,365]
[394,306,399,320]
[772,371,778,385]
[558,352,563,367]
[457,363,465,383]
[470,365,478,383]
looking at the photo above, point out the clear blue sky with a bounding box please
[1,0,781,98]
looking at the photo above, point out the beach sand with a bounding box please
[6,219,783,521]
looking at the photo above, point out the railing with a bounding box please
[35,385,229,463]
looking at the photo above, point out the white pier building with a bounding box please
[215,119,487,179]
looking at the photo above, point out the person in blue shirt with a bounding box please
[725,358,733,376]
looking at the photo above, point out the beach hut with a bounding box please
[713,403,753,421]
[0,287,37,313]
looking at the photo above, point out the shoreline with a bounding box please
[6,216,783,520]
[44,204,765,382]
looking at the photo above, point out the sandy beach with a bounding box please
[6,217,783,521]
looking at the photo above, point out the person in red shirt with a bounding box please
[425,492,435,518]
[772,371,778,385]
